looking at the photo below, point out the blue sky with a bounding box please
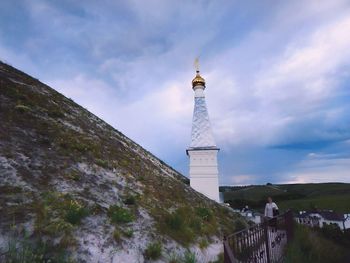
[1,0,350,185]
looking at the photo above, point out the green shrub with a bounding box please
[59,234,77,249]
[95,158,109,168]
[195,207,213,222]
[144,242,162,260]
[166,212,184,231]
[64,171,80,181]
[108,205,134,224]
[198,238,209,250]
[71,141,89,153]
[64,201,89,225]
[123,228,134,238]
[44,219,74,236]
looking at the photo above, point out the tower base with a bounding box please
[187,148,220,202]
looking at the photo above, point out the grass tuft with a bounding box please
[108,205,134,224]
[64,200,89,225]
[95,158,109,168]
[183,250,197,263]
[113,229,122,243]
[47,108,65,118]
[64,171,81,181]
[122,228,134,238]
[198,238,209,250]
[15,104,31,113]
[167,252,182,263]
[195,207,213,222]
[144,242,162,260]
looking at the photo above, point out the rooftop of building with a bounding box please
[296,210,345,221]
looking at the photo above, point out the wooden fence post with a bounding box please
[285,210,294,242]
[223,236,236,263]
[263,220,271,263]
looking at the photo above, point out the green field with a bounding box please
[278,194,350,213]
[221,183,350,213]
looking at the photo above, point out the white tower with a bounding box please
[187,68,220,202]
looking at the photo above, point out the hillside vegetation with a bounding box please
[221,183,350,213]
[284,224,350,263]
[0,61,244,262]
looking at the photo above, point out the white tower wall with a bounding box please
[188,149,220,202]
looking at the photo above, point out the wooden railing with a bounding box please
[224,210,294,263]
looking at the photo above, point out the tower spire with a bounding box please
[192,58,206,89]
[194,57,200,72]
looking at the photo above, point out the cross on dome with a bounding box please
[192,58,206,88]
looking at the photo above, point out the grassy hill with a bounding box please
[221,183,350,213]
[0,61,243,262]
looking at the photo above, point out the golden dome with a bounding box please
[192,70,206,88]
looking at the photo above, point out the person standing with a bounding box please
[264,197,279,219]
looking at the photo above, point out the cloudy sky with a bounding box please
[1,0,350,185]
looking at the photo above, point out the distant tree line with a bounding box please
[226,192,307,211]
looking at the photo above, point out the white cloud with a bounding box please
[42,0,350,184]
[204,12,350,147]
[228,174,257,186]
[282,158,350,184]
